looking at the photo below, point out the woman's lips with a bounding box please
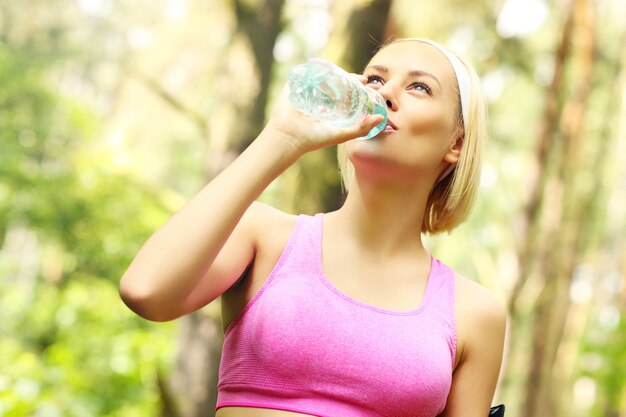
[383,119,398,132]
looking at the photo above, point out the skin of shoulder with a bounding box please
[220,201,298,331]
[244,201,299,267]
[227,200,299,291]
[440,273,507,417]
[454,274,507,363]
[246,201,298,242]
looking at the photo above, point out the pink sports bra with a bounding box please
[217,213,457,417]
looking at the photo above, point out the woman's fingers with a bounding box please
[351,73,368,85]
[339,114,385,140]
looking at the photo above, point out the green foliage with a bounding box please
[1,280,175,417]
[0,26,176,417]
[577,302,626,417]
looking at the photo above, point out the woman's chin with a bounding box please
[349,150,398,178]
[348,136,386,155]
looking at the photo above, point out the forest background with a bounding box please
[1,0,624,416]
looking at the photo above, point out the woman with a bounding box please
[119,37,507,417]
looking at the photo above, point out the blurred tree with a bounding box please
[0,1,177,416]
[501,0,626,416]
[520,1,597,414]
[162,1,286,416]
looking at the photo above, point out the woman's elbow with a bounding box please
[118,274,180,322]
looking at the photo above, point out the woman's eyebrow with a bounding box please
[364,64,442,88]
[364,64,388,73]
[408,69,442,88]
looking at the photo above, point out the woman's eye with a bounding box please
[366,75,384,85]
[410,82,432,95]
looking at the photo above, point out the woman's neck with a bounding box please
[330,177,431,257]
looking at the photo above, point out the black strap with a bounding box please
[489,404,505,416]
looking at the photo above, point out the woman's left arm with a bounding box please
[439,279,507,417]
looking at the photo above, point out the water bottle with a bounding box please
[288,58,387,140]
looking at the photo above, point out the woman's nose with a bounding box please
[378,84,398,111]
[383,96,398,111]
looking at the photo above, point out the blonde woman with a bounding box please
[120,38,507,417]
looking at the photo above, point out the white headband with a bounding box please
[400,38,471,131]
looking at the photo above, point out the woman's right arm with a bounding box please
[119,81,383,322]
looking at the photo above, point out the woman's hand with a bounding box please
[263,75,385,156]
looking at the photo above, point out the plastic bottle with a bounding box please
[288,58,387,140]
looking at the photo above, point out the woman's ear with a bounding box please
[443,129,464,164]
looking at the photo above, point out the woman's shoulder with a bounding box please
[453,273,507,364]
[454,274,507,330]
[245,201,300,244]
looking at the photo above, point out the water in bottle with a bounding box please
[288,58,387,140]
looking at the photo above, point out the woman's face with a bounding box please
[346,41,463,186]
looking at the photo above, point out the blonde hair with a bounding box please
[337,38,487,235]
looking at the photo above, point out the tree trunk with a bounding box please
[500,0,576,410]
[167,1,285,416]
[167,312,223,417]
[516,0,597,416]
[340,0,395,73]
[506,0,576,318]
